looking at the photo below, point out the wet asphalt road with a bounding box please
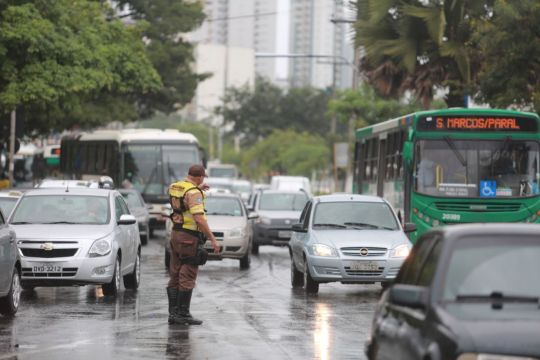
[0,232,382,360]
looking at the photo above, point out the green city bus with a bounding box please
[353,108,540,242]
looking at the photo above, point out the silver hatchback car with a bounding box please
[8,188,141,296]
[289,194,416,294]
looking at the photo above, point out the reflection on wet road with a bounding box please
[0,234,381,359]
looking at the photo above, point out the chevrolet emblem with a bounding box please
[40,242,54,251]
[360,248,369,256]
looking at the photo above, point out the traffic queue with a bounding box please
[1,168,539,360]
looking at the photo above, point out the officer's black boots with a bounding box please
[174,290,203,325]
[166,287,178,325]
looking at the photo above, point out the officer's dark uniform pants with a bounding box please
[168,230,199,290]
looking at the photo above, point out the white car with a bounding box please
[289,194,415,294]
[9,187,141,296]
[165,193,257,269]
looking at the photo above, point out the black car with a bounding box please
[119,189,150,245]
[366,223,540,360]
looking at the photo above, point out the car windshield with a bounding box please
[205,197,243,216]
[121,191,143,209]
[0,197,18,217]
[415,139,540,198]
[11,195,110,225]
[442,236,540,301]
[313,202,399,230]
[124,144,199,198]
[259,193,308,211]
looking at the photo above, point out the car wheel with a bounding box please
[251,242,259,255]
[165,247,170,270]
[124,251,141,290]
[140,225,149,246]
[290,253,304,288]
[303,258,319,294]
[239,251,250,270]
[102,256,121,296]
[0,268,21,316]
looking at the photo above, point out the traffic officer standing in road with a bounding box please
[166,164,220,325]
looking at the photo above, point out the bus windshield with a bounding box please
[124,144,199,199]
[415,139,540,198]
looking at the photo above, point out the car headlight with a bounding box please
[457,354,534,360]
[390,244,411,258]
[312,244,337,257]
[228,227,246,237]
[89,238,112,257]
[257,217,272,225]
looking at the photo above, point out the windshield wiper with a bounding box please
[10,221,35,225]
[343,222,384,230]
[444,136,467,168]
[455,291,539,307]
[42,221,80,224]
[206,212,235,216]
[312,223,347,228]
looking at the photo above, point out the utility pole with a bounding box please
[8,110,16,186]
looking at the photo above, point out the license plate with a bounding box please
[350,261,379,271]
[33,264,63,273]
[278,231,292,239]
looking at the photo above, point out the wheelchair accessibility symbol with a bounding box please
[480,180,496,198]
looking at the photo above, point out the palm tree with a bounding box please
[354,0,489,108]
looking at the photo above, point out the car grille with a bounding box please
[212,232,224,238]
[226,246,241,252]
[340,247,387,257]
[22,267,78,277]
[344,267,384,276]
[21,248,78,258]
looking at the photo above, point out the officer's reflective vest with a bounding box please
[168,180,206,231]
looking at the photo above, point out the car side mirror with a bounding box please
[118,214,137,225]
[389,284,428,309]
[248,212,259,220]
[292,223,307,233]
[403,223,417,233]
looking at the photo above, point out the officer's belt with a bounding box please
[173,226,201,237]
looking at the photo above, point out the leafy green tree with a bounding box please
[327,84,446,128]
[217,78,331,146]
[354,0,491,107]
[0,0,161,135]
[473,0,540,110]
[241,130,331,179]
[115,0,207,116]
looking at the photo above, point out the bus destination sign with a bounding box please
[417,115,538,132]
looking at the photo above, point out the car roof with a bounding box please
[0,190,24,198]
[22,188,113,197]
[437,223,540,241]
[260,189,309,195]
[314,193,386,203]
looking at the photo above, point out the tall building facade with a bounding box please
[289,0,354,89]
[188,0,283,85]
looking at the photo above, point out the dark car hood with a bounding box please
[440,303,540,357]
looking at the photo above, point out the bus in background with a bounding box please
[61,129,206,236]
[207,163,238,178]
[44,144,61,177]
[353,109,540,242]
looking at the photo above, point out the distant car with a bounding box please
[251,190,310,254]
[366,223,540,360]
[9,187,141,296]
[0,190,23,218]
[231,179,253,203]
[289,194,414,294]
[0,205,20,316]
[207,163,238,178]
[164,193,258,270]
[119,189,150,245]
[270,176,311,194]
[205,177,235,192]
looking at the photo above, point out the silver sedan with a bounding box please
[8,188,141,296]
[289,194,415,294]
